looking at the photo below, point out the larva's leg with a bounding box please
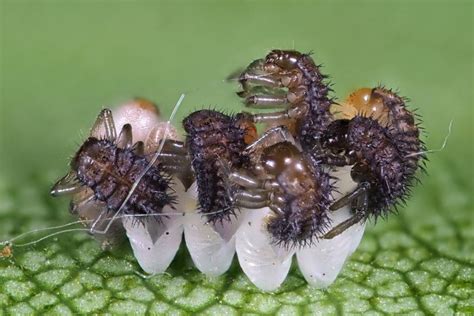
[322,182,370,239]
[145,128,187,155]
[90,108,117,141]
[229,171,278,191]
[153,152,189,165]
[144,131,193,188]
[144,134,188,164]
[229,171,261,189]
[239,59,302,89]
[239,59,266,79]
[69,189,95,215]
[117,124,133,149]
[252,111,290,123]
[161,139,187,155]
[320,154,355,167]
[321,211,366,239]
[249,102,309,125]
[245,95,289,107]
[233,190,269,209]
[240,72,282,89]
[330,182,370,211]
[132,141,145,155]
[245,125,296,155]
[241,83,306,108]
[50,171,83,196]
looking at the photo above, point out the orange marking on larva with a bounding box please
[243,123,258,145]
[333,88,390,126]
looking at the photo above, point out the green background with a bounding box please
[0,1,472,315]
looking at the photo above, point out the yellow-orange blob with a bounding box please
[331,88,390,126]
[133,97,160,116]
[242,122,258,145]
[0,245,12,258]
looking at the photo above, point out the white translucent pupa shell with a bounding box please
[296,167,366,288]
[235,209,295,291]
[233,166,366,291]
[183,183,242,276]
[122,182,186,274]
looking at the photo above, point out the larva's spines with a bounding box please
[183,110,251,223]
[372,86,428,172]
[73,137,176,220]
[284,52,333,151]
[237,49,335,152]
[346,116,417,218]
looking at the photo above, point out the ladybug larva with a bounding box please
[317,87,427,238]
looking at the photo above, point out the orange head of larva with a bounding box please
[332,88,390,126]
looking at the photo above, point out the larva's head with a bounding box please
[265,50,302,70]
[333,88,391,126]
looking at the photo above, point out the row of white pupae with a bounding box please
[103,99,366,292]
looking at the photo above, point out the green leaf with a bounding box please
[1,1,472,315]
[1,158,473,315]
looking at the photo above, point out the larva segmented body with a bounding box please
[51,107,178,249]
[72,137,175,218]
[318,87,427,237]
[237,49,334,151]
[183,110,256,223]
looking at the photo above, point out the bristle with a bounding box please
[67,137,176,222]
[183,110,251,223]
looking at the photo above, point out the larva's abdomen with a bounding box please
[372,87,427,172]
[183,110,250,222]
[73,138,174,218]
[269,51,333,151]
[347,116,408,215]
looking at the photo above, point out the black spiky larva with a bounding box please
[182,109,257,223]
[236,49,334,151]
[258,142,334,247]
[221,126,334,248]
[318,87,427,238]
[50,109,176,249]
[71,137,175,216]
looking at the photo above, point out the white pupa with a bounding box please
[234,166,365,291]
[183,183,243,276]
